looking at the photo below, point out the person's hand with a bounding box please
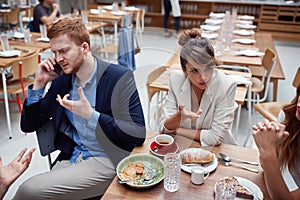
[33,57,59,90]
[178,104,202,122]
[253,120,289,153]
[52,3,59,11]
[56,87,94,119]
[0,148,36,190]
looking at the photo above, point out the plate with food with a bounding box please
[214,176,263,200]
[180,148,218,173]
[117,154,164,189]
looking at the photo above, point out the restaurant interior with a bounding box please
[1,0,300,199]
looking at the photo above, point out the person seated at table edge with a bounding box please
[0,148,35,200]
[158,28,238,146]
[253,84,300,200]
[14,18,145,199]
[33,0,63,32]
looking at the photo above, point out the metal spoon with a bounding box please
[219,158,259,173]
[119,169,157,184]
[219,153,259,166]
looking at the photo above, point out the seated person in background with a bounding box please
[253,84,300,200]
[158,28,238,146]
[0,148,35,200]
[14,18,146,199]
[33,0,63,32]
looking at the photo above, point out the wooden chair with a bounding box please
[0,50,40,114]
[1,8,19,32]
[134,8,145,35]
[254,67,300,121]
[250,48,276,103]
[147,66,169,130]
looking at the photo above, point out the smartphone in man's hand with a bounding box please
[53,61,62,75]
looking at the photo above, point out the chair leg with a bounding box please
[16,94,22,114]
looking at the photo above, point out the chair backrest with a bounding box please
[293,67,300,88]
[147,66,168,101]
[261,48,276,83]
[11,50,39,79]
[3,8,19,25]
[121,14,134,28]
[36,119,57,169]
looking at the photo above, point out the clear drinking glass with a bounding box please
[39,24,47,38]
[164,153,181,192]
[215,179,237,200]
[23,28,31,43]
[0,35,10,51]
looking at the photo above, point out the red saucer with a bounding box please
[149,140,179,157]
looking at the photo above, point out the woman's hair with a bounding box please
[178,28,221,71]
[47,18,90,47]
[278,84,300,172]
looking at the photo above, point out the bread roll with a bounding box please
[181,151,214,164]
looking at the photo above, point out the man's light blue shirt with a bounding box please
[26,59,108,163]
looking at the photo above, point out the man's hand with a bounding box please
[56,87,94,119]
[33,57,59,90]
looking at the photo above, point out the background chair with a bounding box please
[134,8,145,35]
[254,66,300,121]
[147,66,169,130]
[0,50,40,114]
[1,7,19,32]
[250,48,276,104]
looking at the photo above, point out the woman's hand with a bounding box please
[252,120,289,154]
[178,104,202,122]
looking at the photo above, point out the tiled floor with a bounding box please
[1,28,300,199]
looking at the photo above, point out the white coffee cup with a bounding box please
[154,134,174,151]
[191,168,209,185]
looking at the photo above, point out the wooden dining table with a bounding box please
[0,44,40,139]
[87,6,136,39]
[101,130,270,199]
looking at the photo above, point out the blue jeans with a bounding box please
[163,0,181,33]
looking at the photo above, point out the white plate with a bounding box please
[202,33,219,40]
[104,5,113,10]
[236,24,257,29]
[180,148,218,173]
[111,11,126,16]
[238,15,255,20]
[125,6,139,11]
[36,37,50,42]
[214,176,264,200]
[205,19,223,25]
[90,9,99,14]
[232,38,256,44]
[233,29,255,36]
[235,50,265,57]
[237,20,253,25]
[13,32,24,39]
[0,50,21,57]
[209,12,225,19]
[200,25,220,32]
